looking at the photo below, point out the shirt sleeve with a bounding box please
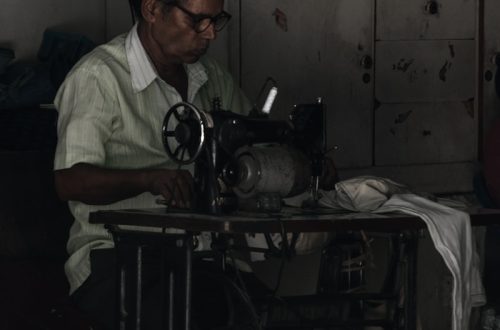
[54,67,117,170]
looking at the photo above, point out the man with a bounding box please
[54,0,253,328]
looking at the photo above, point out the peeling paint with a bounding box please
[448,44,455,58]
[390,128,397,136]
[420,19,430,39]
[409,70,419,83]
[318,51,321,62]
[439,60,452,82]
[422,130,432,136]
[272,8,288,32]
[392,58,414,72]
[463,98,475,118]
[394,110,413,124]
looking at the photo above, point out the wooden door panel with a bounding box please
[375,40,475,103]
[375,102,476,165]
[240,0,374,168]
[376,0,475,40]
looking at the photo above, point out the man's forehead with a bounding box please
[183,0,224,12]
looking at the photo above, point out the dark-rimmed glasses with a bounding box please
[163,1,232,33]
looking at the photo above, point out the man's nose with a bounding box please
[201,23,216,40]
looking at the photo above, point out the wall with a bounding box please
[0,0,106,61]
[0,0,230,68]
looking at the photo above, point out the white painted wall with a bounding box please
[106,0,133,40]
[0,0,106,61]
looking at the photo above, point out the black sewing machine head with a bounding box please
[162,98,325,214]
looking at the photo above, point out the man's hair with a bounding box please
[129,0,187,21]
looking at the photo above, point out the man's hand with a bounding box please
[148,169,194,208]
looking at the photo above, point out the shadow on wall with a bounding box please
[0,29,95,110]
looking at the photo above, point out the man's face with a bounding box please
[151,0,225,64]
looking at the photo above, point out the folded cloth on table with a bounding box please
[315,176,485,330]
[245,176,484,330]
[318,176,409,211]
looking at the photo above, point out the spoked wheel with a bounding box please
[162,102,207,165]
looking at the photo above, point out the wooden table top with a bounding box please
[89,207,500,234]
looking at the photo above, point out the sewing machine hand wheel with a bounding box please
[162,102,206,165]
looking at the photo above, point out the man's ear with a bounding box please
[141,0,161,22]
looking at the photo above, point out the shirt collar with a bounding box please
[126,23,157,93]
[126,23,208,96]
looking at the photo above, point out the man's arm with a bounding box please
[54,163,193,208]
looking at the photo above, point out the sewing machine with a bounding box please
[161,98,325,214]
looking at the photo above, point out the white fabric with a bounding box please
[318,176,485,330]
[330,176,408,212]
[245,231,332,261]
[245,177,408,260]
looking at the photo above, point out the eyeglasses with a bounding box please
[163,1,232,33]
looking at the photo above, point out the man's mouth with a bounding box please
[193,43,209,57]
[194,47,208,56]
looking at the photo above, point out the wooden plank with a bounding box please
[376,40,475,103]
[376,0,476,40]
[374,102,476,165]
[89,206,500,234]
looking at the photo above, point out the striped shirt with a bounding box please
[54,24,251,294]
